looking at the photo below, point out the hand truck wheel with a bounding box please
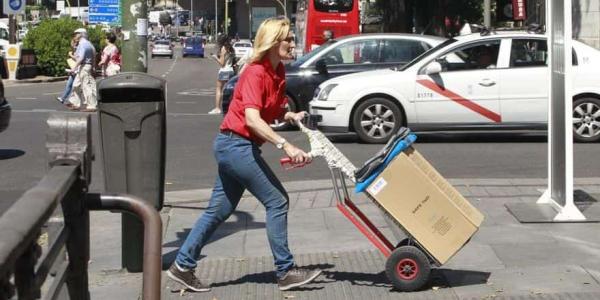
[385,245,431,291]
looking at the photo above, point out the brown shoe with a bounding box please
[166,264,210,292]
[277,267,322,291]
[65,104,80,111]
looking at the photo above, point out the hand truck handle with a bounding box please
[279,157,311,170]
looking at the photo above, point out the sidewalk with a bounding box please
[88,178,600,299]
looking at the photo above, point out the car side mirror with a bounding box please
[315,59,328,74]
[424,61,442,75]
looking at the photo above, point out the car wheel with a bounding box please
[352,97,403,144]
[270,96,296,131]
[170,55,173,59]
[182,54,187,58]
[573,97,600,142]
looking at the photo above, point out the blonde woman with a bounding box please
[167,17,322,292]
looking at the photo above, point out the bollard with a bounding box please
[97,72,166,272]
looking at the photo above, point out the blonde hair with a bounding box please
[249,17,291,64]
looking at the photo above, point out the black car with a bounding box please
[0,58,9,133]
[222,33,446,130]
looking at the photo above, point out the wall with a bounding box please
[573,0,600,48]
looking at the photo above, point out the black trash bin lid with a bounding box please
[98,72,166,103]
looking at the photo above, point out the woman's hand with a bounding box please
[284,111,308,124]
[283,143,312,164]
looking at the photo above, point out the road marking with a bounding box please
[169,112,220,116]
[43,92,62,95]
[175,101,195,104]
[161,55,179,78]
[416,79,502,122]
[15,97,38,100]
[178,88,215,96]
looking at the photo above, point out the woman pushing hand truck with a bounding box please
[167,16,322,292]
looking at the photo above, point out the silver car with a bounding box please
[151,39,173,59]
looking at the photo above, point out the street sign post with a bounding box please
[89,0,121,25]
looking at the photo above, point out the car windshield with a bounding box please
[290,40,335,67]
[156,40,170,45]
[398,38,457,71]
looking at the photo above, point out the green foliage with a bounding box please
[22,18,106,77]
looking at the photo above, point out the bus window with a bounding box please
[314,0,353,13]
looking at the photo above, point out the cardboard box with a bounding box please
[366,147,484,264]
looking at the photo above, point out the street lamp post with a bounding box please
[215,0,218,39]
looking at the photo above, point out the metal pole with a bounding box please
[191,0,194,31]
[215,0,218,38]
[248,0,252,39]
[87,194,162,300]
[78,0,81,21]
[225,0,228,35]
[122,0,148,72]
[483,0,491,27]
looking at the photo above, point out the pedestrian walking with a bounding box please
[56,36,80,107]
[167,16,322,292]
[208,34,235,114]
[98,32,121,77]
[68,28,97,112]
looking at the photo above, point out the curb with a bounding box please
[7,76,69,85]
[164,177,600,204]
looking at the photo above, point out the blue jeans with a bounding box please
[60,74,75,101]
[175,133,294,278]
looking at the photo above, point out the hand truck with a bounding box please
[280,120,441,292]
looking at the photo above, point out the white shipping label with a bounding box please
[367,178,387,196]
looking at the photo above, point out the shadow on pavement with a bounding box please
[0,149,25,160]
[210,263,334,289]
[161,210,266,270]
[325,132,547,144]
[435,268,491,288]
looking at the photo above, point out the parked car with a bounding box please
[233,39,253,58]
[151,39,173,58]
[222,33,446,130]
[182,37,205,57]
[310,31,600,143]
[0,58,10,133]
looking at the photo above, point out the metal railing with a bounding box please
[0,113,162,300]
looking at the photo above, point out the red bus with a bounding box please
[294,0,360,56]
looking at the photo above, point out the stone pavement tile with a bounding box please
[485,186,523,197]
[447,265,600,299]
[472,223,557,245]
[517,186,544,196]
[581,263,600,285]
[465,186,490,197]
[443,242,505,271]
[454,185,471,197]
[508,178,546,186]
[580,185,600,194]
[236,197,259,212]
[292,190,316,210]
[491,242,600,268]
[311,189,335,208]
[470,198,523,226]
[89,269,143,299]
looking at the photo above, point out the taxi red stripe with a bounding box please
[416,79,502,123]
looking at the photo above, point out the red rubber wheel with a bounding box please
[396,258,419,280]
[385,246,431,291]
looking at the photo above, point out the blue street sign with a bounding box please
[89,6,119,14]
[89,0,120,25]
[89,14,120,24]
[89,0,118,5]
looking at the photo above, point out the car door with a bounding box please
[297,39,381,102]
[498,38,548,123]
[415,40,502,125]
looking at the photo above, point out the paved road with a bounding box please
[1,44,598,202]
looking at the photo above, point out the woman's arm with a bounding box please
[210,46,226,67]
[245,108,311,164]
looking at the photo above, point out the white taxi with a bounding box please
[310,31,600,143]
